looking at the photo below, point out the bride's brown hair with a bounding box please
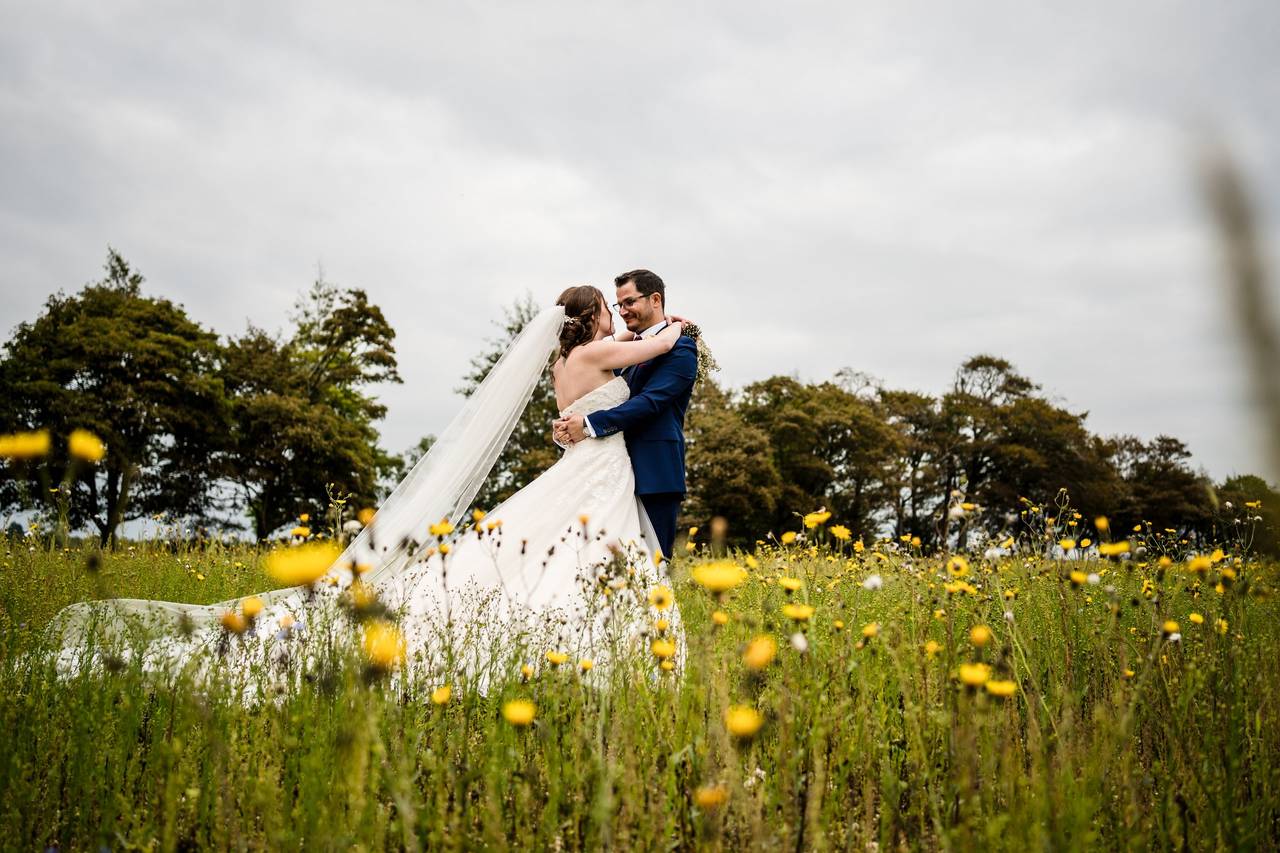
[555,285,605,358]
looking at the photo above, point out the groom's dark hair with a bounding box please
[614,269,665,308]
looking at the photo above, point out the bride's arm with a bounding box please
[578,323,682,371]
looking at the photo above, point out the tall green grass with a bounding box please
[1,538,1277,850]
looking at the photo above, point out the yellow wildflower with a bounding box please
[545,650,568,666]
[711,610,730,626]
[428,518,455,537]
[1188,612,1204,625]
[780,531,798,545]
[924,640,942,659]
[0,430,51,459]
[68,429,106,463]
[958,662,992,686]
[691,561,747,594]
[648,585,674,610]
[803,510,832,528]
[724,705,763,738]
[241,596,264,619]
[363,620,406,671]
[651,638,677,660]
[502,699,536,726]
[830,525,851,541]
[431,684,452,705]
[219,610,247,634]
[969,625,993,647]
[1161,620,1180,636]
[946,556,970,577]
[290,526,311,538]
[778,576,803,593]
[861,622,879,639]
[743,635,777,670]
[264,542,341,586]
[694,785,728,809]
[782,603,815,622]
[1095,516,1110,532]
[1099,541,1129,556]
[985,679,1017,698]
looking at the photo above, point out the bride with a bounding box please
[48,286,686,693]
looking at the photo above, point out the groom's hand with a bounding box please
[555,414,587,444]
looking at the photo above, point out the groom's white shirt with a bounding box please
[582,320,668,439]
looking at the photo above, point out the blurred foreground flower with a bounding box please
[725,705,763,739]
[691,560,746,595]
[431,685,452,705]
[986,679,1017,698]
[503,699,536,726]
[782,603,814,623]
[651,638,677,660]
[694,785,728,810]
[220,610,247,634]
[0,430,51,459]
[68,429,106,463]
[743,635,777,670]
[363,620,406,671]
[264,542,341,585]
[958,663,992,687]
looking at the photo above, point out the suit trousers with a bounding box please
[640,492,683,564]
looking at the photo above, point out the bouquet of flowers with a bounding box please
[680,322,720,384]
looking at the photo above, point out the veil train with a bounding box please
[46,306,569,668]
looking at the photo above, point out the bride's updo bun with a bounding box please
[556,285,604,358]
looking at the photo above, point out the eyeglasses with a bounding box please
[611,294,652,312]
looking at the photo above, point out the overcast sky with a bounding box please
[3,1,1278,484]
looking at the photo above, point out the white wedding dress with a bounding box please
[380,375,678,681]
[46,307,683,697]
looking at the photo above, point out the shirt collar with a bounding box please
[637,320,668,339]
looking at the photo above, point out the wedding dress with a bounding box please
[381,375,679,682]
[45,306,683,697]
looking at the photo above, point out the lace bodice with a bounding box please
[559,375,630,417]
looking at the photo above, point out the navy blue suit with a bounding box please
[586,335,697,560]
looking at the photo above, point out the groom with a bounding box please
[553,269,697,562]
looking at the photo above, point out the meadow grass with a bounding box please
[1,534,1277,851]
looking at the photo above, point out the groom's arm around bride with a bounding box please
[557,336,696,559]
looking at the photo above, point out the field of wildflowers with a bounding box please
[1,502,1278,851]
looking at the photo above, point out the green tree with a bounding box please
[219,279,401,540]
[739,376,900,539]
[681,380,780,541]
[1111,435,1215,539]
[0,249,229,545]
[1215,474,1280,557]
[982,397,1125,524]
[879,389,945,545]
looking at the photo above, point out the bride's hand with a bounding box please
[666,313,693,326]
[657,321,683,348]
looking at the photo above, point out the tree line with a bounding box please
[0,250,405,544]
[3,265,1277,555]
[467,299,1280,557]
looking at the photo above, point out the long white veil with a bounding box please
[46,305,567,648]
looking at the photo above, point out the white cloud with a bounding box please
[1,0,1277,482]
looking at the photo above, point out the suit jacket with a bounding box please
[588,335,697,495]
